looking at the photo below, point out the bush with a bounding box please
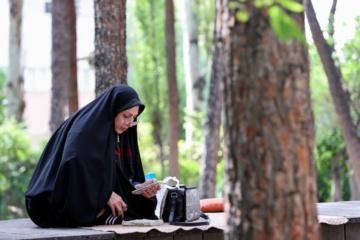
[0,119,40,219]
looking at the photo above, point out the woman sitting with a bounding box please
[25,85,160,227]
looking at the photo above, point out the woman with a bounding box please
[25,85,160,227]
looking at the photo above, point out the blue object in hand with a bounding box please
[145,172,156,180]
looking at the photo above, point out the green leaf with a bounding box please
[277,0,304,13]
[228,1,243,9]
[236,10,249,22]
[254,0,274,8]
[268,5,307,45]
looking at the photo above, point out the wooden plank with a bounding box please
[145,234,173,240]
[146,229,173,240]
[317,201,360,223]
[203,228,224,240]
[174,229,203,240]
[320,224,345,240]
[0,218,117,240]
[114,233,145,240]
[345,222,360,240]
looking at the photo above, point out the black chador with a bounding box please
[25,85,157,227]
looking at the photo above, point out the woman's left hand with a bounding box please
[135,179,161,198]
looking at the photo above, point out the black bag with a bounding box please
[160,184,210,226]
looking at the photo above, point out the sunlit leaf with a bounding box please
[268,5,307,45]
[236,10,249,22]
[277,0,304,13]
[254,0,274,8]
[228,1,243,9]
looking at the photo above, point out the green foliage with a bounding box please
[310,16,360,202]
[315,129,348,202]
[277,0,304,12]
[341,16,360,121]
[268,5,307,45]
[0,119,40,219]
[309,43,339,143]
[138,122,163,178]
[229,0,307,45]
[127,0,173,144]
[194,0,215,77]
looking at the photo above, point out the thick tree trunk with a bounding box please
[67,0,78,115]
[165,0,180,179]
[199,0,221,199]
[306,0,360,190]
[50,0,70,132]
[220,0,319,239]
[7,0,25,123]
[94,0,127,96]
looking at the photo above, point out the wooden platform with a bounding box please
[317,201,360,240]
[0,213,224,240]
[2,201,360,240]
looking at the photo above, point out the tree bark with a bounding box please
[94,0,127,97]
[50,0,71,132]
[306,0,360,190]
[67,0,79,115]
[165,0,180,179]
[7,0,25,123]
[199,0,221,199]
[220,0,319,239]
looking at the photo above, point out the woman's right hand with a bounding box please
[107,191,127,218]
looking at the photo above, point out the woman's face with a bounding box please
[114,105,140,134]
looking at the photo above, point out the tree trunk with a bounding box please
[330,149,344,202]
[220,0,320,239]
[50,0,71,132]
[199,0,221,199]
[7,0,25,123]
[67,0,79,115]
[149,1,166,179]
[165,0,180,179]
[94,0,127,97]
[306,0,360,190]
[179,0,201,147]
[349,169,360,200]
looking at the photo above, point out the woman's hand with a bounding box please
[107,191,127,218]
[134,179,161,198]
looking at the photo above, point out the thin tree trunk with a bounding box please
[7,0,25,123]
[220,0,319,239]
[326,0,343,202]
[94,0,127,96]
[67,0,78,115]
[179,0,201,148]
[306,0,360,189]
[165,0,180,179]
[330,149,345,202]
[149,1,166,179]
[349,169,360,200]
[50,0,70,132]
[199,0,221,199]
